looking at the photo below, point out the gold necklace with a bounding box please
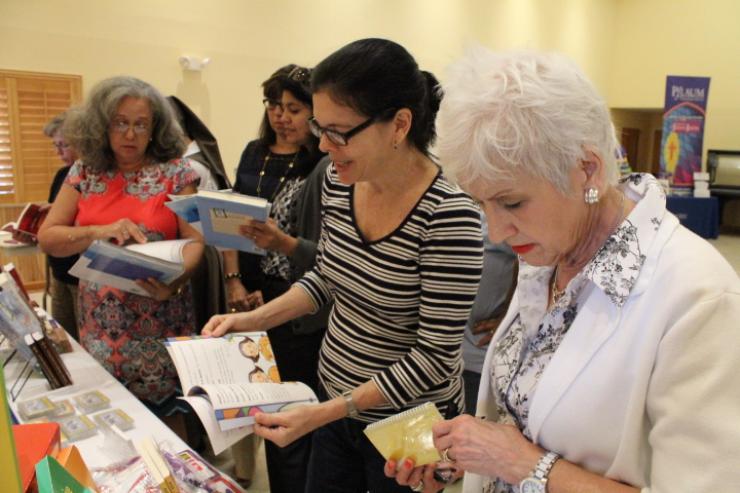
[255,152,297,200]
[550,190,627,307]
[550,265,565,307]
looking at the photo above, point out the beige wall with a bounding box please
[2,0,737,178]
[610,0,740,166]
[0,0,617,180]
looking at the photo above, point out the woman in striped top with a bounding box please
[203,38,483,492]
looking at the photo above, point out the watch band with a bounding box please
[532,451,560,481]
[342,389,359,418]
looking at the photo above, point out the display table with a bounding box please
[666,196,720,239]
[3,337,186,469]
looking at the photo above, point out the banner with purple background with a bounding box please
[659,76,710,186]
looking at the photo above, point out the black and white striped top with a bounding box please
[296,164,483,423]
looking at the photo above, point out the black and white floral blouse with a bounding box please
[485,173,661,493]
[260,177,306,281]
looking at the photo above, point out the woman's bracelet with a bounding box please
[224,272,242,281]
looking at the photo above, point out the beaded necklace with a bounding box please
[255,151,297,201]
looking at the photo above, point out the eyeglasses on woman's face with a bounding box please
[109,118,150,136]
[308,116,379,147]
[263,98,283,111]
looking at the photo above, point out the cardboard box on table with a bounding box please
[54,446,97,492]
[35,455,94,493]
[12,422,61,492]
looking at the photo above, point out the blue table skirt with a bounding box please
[666,196,719,239]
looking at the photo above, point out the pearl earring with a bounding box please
[584,187,599,204]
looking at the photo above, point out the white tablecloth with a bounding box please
[4,336,188,468]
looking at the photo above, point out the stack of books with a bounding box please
[693,171,711,198]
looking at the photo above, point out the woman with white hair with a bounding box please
[387,49,740,492]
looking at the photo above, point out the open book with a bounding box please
[69,239,191,297]
[1,202,49,246]
[165,190,271,255]
[165,333,318,454]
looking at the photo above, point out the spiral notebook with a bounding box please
[363,402,443,466]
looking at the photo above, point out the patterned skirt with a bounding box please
[77,281,196,415]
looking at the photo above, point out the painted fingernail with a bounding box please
[404,459,413,469]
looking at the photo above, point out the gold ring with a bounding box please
[441,447,453,463]
[229,308,237,313]
[410,480,424,492]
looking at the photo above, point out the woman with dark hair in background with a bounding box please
[223,64,301,313]
[38,76,204,434]
[220,63,314,489]
[204,38,483,492]
[236,65,327,493]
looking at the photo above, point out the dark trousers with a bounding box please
[262,276,325,493]
[462,369,482,415]
[305,414,414,493]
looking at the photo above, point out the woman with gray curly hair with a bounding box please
[387,49,740,493]
[38,76,204,422]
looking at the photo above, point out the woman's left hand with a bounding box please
[136,278,179,301]
[239,218,287,253]
[253,404,320,448]
[432,415,542,485]
[383,459,444,493]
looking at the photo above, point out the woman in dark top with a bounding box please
[223,64,305,312]
[222,64,325,490]
[235,64,326,493]
[43,112,80,340]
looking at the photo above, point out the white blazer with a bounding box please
[465,213,740,492]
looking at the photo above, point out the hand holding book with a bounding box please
[239,217,297,256]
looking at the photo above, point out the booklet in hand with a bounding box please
[166,190,271,255]
[364,402,444,466]
[69,239,191,297]
[165,333,318,454]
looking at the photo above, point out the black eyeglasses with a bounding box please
[262,98,283,111]
[308,116,378,146]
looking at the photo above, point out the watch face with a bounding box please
[520,478,545,493]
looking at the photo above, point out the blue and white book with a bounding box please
[69,239,191,296]
[194,190,271,255]
[165,194,202,232]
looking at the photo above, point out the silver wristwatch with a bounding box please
[519,451,560,493]
[342,389,359,418]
